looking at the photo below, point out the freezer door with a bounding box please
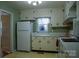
[17,22,31,30]
[17,31,31,51]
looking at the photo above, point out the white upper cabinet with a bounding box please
[64,1,76,21]
[20,9,51,20]
[20,8,64,27]
[51,9,64,27]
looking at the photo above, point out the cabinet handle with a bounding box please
[43,37,45,39]
[39,47,41,49]
[32,40,33,42]
[47,41,50,43]
[56,47,59,50]
[39,40,41,43]
[34,38,36,39]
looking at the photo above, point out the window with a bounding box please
[37,17,50,32]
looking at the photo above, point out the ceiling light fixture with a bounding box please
[33,2,37,6]
[28,1,32,4]
[27,1,42,6]
[38,1,42,4]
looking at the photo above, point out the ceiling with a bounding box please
[7,1,65,10]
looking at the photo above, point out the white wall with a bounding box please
[20,8,64,27]
[77,2,79,21]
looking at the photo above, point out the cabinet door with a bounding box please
[40,37,48,51]
[32,37,41,50]
[46,37,57,51]
[51,9,64,27]
[37,37,43,50]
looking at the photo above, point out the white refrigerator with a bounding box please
[17,21,32,51]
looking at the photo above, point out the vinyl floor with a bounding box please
[4,51,59,58]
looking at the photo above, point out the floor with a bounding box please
[4,51,59,58]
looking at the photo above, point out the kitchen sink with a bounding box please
[61,38,79,42]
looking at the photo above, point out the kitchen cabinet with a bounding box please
[51,9,64,27]
[32,36,57,51]
[32,37,41,50]
[46,37,57,51]
[20,8,64,27]
[64,1,76,21]
[20,9,51,20]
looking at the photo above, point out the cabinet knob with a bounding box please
[47,41,50,43]
[39,47,41,49]
[39,40,41,43]
[56,47,59,50]
[32,40,33,42]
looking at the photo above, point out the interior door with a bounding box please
[1,15,11,55]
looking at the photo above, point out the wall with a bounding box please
[0,2,20,51]
[77,2,79,21]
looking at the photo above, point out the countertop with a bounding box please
[32,32,66,37]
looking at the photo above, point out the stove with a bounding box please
[61,38,79,42]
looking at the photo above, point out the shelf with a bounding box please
[52,25,70,29]
[18,20,35,22]
[63,19,73,27]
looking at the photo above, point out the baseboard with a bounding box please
[32,50,58,53]
[11,50,16,53]
[11,50,58,53]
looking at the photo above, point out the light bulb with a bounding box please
[38,1,42,4]
[28,1,32,4]
[28,1,42,6]
[33,2,37,6]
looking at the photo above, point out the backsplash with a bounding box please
[32,32,67,37]
[52,29,69,32]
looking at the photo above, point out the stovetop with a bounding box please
[61,38,79,42]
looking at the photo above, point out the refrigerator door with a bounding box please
[17,30,31,51]
[17,22,31,31]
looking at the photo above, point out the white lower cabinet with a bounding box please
[32,37,41,50]
[32,36,57,51]
[46,38,57,51]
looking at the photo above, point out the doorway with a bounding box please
[1,11,11,56]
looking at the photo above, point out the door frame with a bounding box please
[0,9,14,52]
